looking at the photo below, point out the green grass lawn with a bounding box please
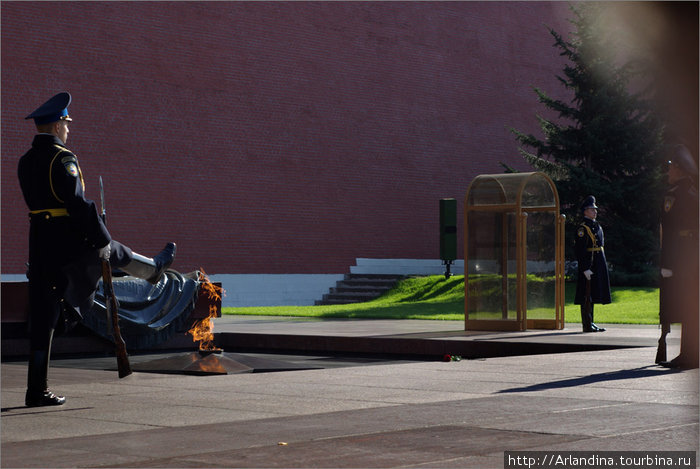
[222,275,661,324]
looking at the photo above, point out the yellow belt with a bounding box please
[29,208,69,219]
[587,247,603,252]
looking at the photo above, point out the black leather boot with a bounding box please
[660,355,698,369]
[25,341,65,407]
[590,306,606,332]
[120,242,176,284]
[152,242,176,281]
[581,304,594,332]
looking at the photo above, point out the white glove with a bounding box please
[99,243,111,260]
[583,270,593,280]
[661,268,673,278]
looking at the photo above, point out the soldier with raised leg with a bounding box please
[18,92,177,406]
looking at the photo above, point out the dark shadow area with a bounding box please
[498,365,682,393]
[475,331,589,340]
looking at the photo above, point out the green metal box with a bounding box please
[439,198,457,261]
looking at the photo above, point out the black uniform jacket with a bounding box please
[660,177,699,323]
[574,217,612,305]
[18,134,111,315]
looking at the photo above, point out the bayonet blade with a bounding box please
[99,176,106,221]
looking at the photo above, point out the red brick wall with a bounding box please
[1,2,570,274]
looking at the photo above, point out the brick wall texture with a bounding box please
[2,1,571,274]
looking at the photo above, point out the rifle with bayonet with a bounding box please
[99,176,132,378]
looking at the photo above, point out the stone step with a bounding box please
[317,292,384,304]
[315,274,405,305]
[331,285,391,294]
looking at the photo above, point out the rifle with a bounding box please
[99,176,132,378]
[656,322,670,364]
[101,259,132,378]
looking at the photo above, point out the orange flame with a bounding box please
[187,268,225,351]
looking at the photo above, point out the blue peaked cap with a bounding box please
[580,195,598,212]
[25,92,72,125]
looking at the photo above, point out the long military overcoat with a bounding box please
[18,134,115,344]
[574,217,612,305]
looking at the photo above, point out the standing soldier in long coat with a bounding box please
[574,195,611,332]
[659,144,699,369]
[18,92,177,407]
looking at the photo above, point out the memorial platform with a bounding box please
[1,317,697,468]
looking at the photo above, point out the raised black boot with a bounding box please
[120,242,176,284]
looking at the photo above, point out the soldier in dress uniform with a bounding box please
[659,144,699,369]
[18,92,177,407]
[574,195,611,332]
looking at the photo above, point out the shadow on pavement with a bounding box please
[498,365,683,393]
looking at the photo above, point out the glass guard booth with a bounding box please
[464,172,565,331]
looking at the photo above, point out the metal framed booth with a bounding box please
[464,172,565,331]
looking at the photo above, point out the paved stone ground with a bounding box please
[1,320,698,468]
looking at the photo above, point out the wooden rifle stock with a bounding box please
[656,322,670,364]
[101,259,132,378]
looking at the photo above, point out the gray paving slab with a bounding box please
[210,316,673,347]
[211,317,682,359]
[1,319,697,468]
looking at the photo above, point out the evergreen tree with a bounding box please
[512,3,666,286]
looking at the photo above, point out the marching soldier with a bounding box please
[574,195,611,332]
[659,144,699,369]
[18,92,177,407]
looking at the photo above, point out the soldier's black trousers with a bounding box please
[27,240,133,351]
